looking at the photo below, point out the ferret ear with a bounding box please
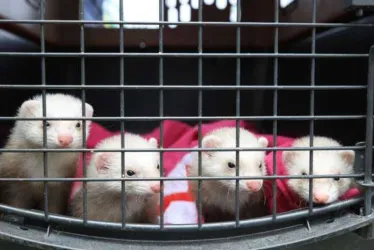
[19,100,40,118]
[340,150,355,165]
[202,135,221,156]
[148,137,158,148]
[258,137,268,148]
[84,103,94,118]
[283,150,296,165]
[96,153,111,174]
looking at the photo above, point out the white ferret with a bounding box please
[69,134,161,223]
[284,136,355,204]
[188,127,269,222]
[0,93,94,214]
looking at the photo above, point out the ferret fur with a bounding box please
[0,93,93,215]
[284,136,355,204]
[69,134,161,223]
[188,127,269,222]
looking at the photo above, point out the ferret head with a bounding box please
[198,127,268,193]
[14,93,94,149]
[87,134,161,196]
[284,136,355,205]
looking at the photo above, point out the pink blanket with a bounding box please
[263,138,361,214]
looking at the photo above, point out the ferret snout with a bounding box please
[150,182,161,193]
[311,179,331,204]
[313,192,329,204]
[246,180,262,192]
[58,134,73,147]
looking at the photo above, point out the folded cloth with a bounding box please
[159,151,198,224]
[69,120,257,224]
[263,137,361,214]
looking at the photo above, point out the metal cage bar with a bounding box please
[0,85,366,90]
[119,0,127,229]
[0,196,364,231]
[40,0,49,222]
[0,174,363,182]
[234,0,242,227]
[159,0,165,230]
[272,0,279,221]
[308,0,317,215]
[79,0,88,225]
[2,19,374,27]
[0,115,367,121]
[0,52,367,58]
[0,145,365,153]
[197,0,203,229]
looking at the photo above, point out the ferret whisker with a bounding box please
[226,187,230,200]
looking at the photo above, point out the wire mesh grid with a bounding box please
[0,0,372,238]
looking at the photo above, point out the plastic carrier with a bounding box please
[0,0,374,249]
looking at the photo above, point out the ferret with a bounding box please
[188,127,269,222]
[264,136,357,214]
[0,93,94,215]
[285,136,355,204]
[69,134,161,223]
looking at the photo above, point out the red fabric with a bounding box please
[158,120,257,175]
[69,120,258,202]
[263,138,362,214]
[263,138,305,214]
[259,134,295,148]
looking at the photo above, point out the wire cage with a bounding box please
[0,0,374,249]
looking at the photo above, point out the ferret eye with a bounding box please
[45,122,50,127]
[301,172,307,176]
[334,177,340,181]
[75,123,81,128]
[126,170,135,176]
[259,163,262,169]
[157,164,160,170]
[227,162,236,168]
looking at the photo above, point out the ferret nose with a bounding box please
[313,193,329,204]
[246,181,262,192]
[58,135,73,147]
[151,183,160,193]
